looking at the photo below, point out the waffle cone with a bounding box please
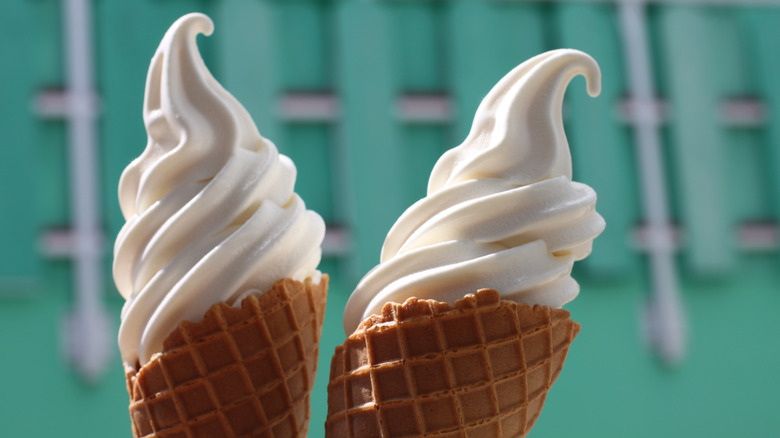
[325,288,579,437]
[125,276,328,438]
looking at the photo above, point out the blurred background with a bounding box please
[2,0,779,436]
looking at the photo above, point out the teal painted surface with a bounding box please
[741,8,780,222]
[0,1,779,437]
[660,7,735,274]
[34,0,70,242]
[0,262,131,435]
[400,125,447,205]
[336,1,406,275]
[284,123,337,223]
[277,1,332,92]
[393,2,448,206]
[0,3,41,289]
[393,2,443,93]
[536,255,780,437]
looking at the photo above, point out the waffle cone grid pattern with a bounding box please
[326,289,579,437]
[126,277,328,438]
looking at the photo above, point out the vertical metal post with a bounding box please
[618,0,687,365]
[62,0,111,383]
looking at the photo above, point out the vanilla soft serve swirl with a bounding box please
[343,49,605,334]
[114,13,324,366]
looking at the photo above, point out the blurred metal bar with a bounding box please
[61,0,111,383]
[397,94,452,124]
[272,92,770,127]
[619,96,766,127]
[633,223,778,252]
[321,226,354,257]
[618,0,687,366]
[720,98,767,127]
[618,96,668,124]
[737,222,779,251]
[276,93,453,124]
[277,93,340,122]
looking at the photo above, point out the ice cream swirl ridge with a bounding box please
[343,49,605,334]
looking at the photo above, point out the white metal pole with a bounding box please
[618,0,687,365]
[62,0,111,382]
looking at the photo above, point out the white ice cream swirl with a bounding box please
[343,49,605,334]
[114,13,324,366]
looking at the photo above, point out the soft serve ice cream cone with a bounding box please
[326,49,605,437]
[114,13,327,437]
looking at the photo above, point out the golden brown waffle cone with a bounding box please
[325,288,579,437]
[125,276,328,438]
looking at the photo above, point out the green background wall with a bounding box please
[1,0,778,436]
